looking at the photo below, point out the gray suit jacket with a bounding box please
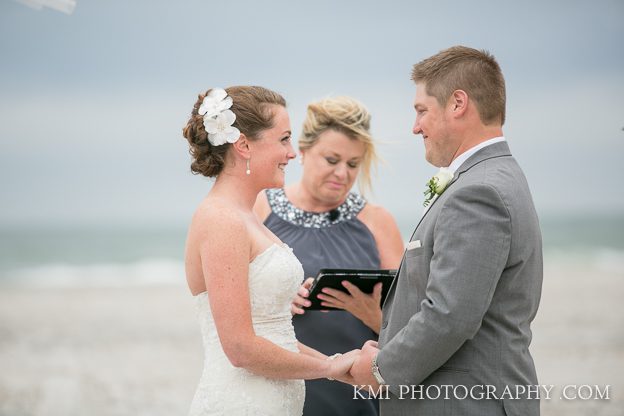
[377,142,543,416]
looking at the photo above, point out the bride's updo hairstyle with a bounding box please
[182,86,287,177]
[299,96,379,195]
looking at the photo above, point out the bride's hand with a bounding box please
[291,277,315,315]
[327,349,359,384]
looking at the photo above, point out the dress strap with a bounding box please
[265,188,366,228]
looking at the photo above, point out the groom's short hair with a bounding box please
[411,46,506,126]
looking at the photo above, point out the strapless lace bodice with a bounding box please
[189,244,305,416]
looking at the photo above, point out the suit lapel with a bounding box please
[415,142,513,231]
[453,141,512,178]
[382,142,513,310]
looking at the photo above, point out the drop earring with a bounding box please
[246,159,251,175]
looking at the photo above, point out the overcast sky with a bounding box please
[1,0,623,229]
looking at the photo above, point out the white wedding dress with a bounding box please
[189,243,306,416]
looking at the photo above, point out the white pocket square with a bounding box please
[407,240,422,250]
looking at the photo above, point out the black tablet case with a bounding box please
[305,268,397,310]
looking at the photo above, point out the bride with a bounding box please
[182,86,358,415]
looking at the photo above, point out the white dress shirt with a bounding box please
[447,136,506,175]
[422,136,506,215]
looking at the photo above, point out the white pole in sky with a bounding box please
[14,0,77,15]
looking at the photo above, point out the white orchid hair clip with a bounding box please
[198,88,241,146]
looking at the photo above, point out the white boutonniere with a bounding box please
[198,88,241,146]
[423,168,453,207]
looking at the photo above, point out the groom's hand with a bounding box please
[349,340,380,388]
[291,277,314,315]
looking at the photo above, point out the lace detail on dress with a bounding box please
[189,244,305,416]
[266,188,366,228]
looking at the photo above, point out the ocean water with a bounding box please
[0,214,622,287]
[0,226,188,287]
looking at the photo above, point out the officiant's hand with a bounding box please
[349,340,380,388]
[291,277,315,315]
[316,282,383,333]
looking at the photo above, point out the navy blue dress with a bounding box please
[264,188,380,416]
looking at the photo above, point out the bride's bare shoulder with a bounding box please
[191,197,247,237]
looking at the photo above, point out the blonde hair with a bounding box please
[299,96,378,196]
[411,45,506,125]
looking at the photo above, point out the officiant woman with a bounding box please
[254,96,404,416]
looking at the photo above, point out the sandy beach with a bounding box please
[0,284,201,416]
[0,257,622,416]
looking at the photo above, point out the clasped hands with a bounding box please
[326,340,381,388]
[291,277,384,387]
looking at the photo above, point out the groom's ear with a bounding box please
[449,89,468,118]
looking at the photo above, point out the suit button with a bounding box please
[381,321,388,329]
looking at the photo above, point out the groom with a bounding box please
[349,46,543,415]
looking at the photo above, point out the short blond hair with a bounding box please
[411,45,506,125]
[299,96,378,195]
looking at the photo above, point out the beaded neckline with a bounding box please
[266,188,366,228]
